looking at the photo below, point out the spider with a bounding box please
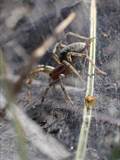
[26,32,106,105]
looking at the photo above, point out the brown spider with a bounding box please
[25,32,106,105]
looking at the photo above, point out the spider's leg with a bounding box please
[52,53,61,64]
[25,65,55,104]
[67,52,107,75]
[65,32,92,41]
[66,52,86,62]
[40,81,53,105]
[30,65,54,75]
[25,83,32,103]
[25,74,33,102]
[67,52,86,57]
[62,60,83,81]
[65,32,94,48]
[40,85,51,105]
[72,53,106,75]
[85,55,107,75]
[52,42,65,64]
[59,75,73,106]
[40,79,59,105]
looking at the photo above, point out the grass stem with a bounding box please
[75,0,97,159]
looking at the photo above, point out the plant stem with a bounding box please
[75,0,97,159]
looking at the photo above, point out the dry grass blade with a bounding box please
[33,12,76,59]
[75,0,97,160]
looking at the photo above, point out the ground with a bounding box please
[0,0,120,160]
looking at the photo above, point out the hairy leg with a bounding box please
[65,32,90,41]
[40,79,59,105]
[67,52,107,75]
[52,42,63,64]
[62,60,82,80]
[59,75,73,106]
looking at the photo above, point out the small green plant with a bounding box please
[111,146,120,160]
